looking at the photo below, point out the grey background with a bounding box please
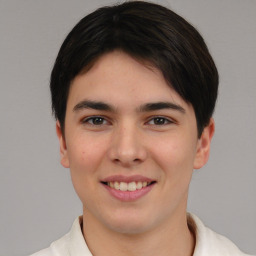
[0,0,255,255]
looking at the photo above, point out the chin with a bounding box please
[102,210,157,235]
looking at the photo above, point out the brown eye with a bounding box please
[91,117,104,125]
[83,116,108,125]
[148,117,172,125]
[154,117,166,125]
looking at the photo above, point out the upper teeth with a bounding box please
[108,181,149,191]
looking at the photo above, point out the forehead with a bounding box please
[68,51,191,113]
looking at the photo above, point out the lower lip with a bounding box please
[103,183,155,202]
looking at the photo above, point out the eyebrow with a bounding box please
[138,102,185,113]
[73,100,185,114]
[73,100,115,112]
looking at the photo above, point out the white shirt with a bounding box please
[30,213,253,256]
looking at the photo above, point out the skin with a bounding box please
[56,50,214,256]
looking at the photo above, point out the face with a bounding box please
[57,51,214,234]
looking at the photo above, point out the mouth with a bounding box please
[101,181,156,192]
[101,176,156,201]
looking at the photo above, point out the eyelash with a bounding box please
[81,116,109,126]
[81,116,174,126]
[146,116,173,125]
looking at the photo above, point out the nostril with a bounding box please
[112,157,141,167]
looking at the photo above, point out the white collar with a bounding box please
[61,213,248,256]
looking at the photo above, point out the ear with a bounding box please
[56,120,70,168]
[193,118,215,169]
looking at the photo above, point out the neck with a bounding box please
[82,208,195,256]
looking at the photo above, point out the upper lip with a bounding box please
[101,175,155,183]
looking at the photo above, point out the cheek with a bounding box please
[66,135,108,204]
[155,137,195,162]
[151,135,197,178]
[67,134,109,174]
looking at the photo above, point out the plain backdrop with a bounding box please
[0,0,255,255]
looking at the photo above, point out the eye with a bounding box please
[82,116,109,125]
[147,117,172,125]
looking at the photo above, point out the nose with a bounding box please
[107,123,147,167]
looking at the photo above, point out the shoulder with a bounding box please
[189,213,254,256]
[29,233,70,256]
[28,216,92,256]
[29,247,53,256]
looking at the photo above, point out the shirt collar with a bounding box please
[67,213,241,256]
[68,216,93,256]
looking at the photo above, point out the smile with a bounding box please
[101,175,156,201]
[106,181,153,191]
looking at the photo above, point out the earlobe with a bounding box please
[193,118,215,169]
[56,121,70,168]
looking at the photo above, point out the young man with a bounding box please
[31,1,252,256]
